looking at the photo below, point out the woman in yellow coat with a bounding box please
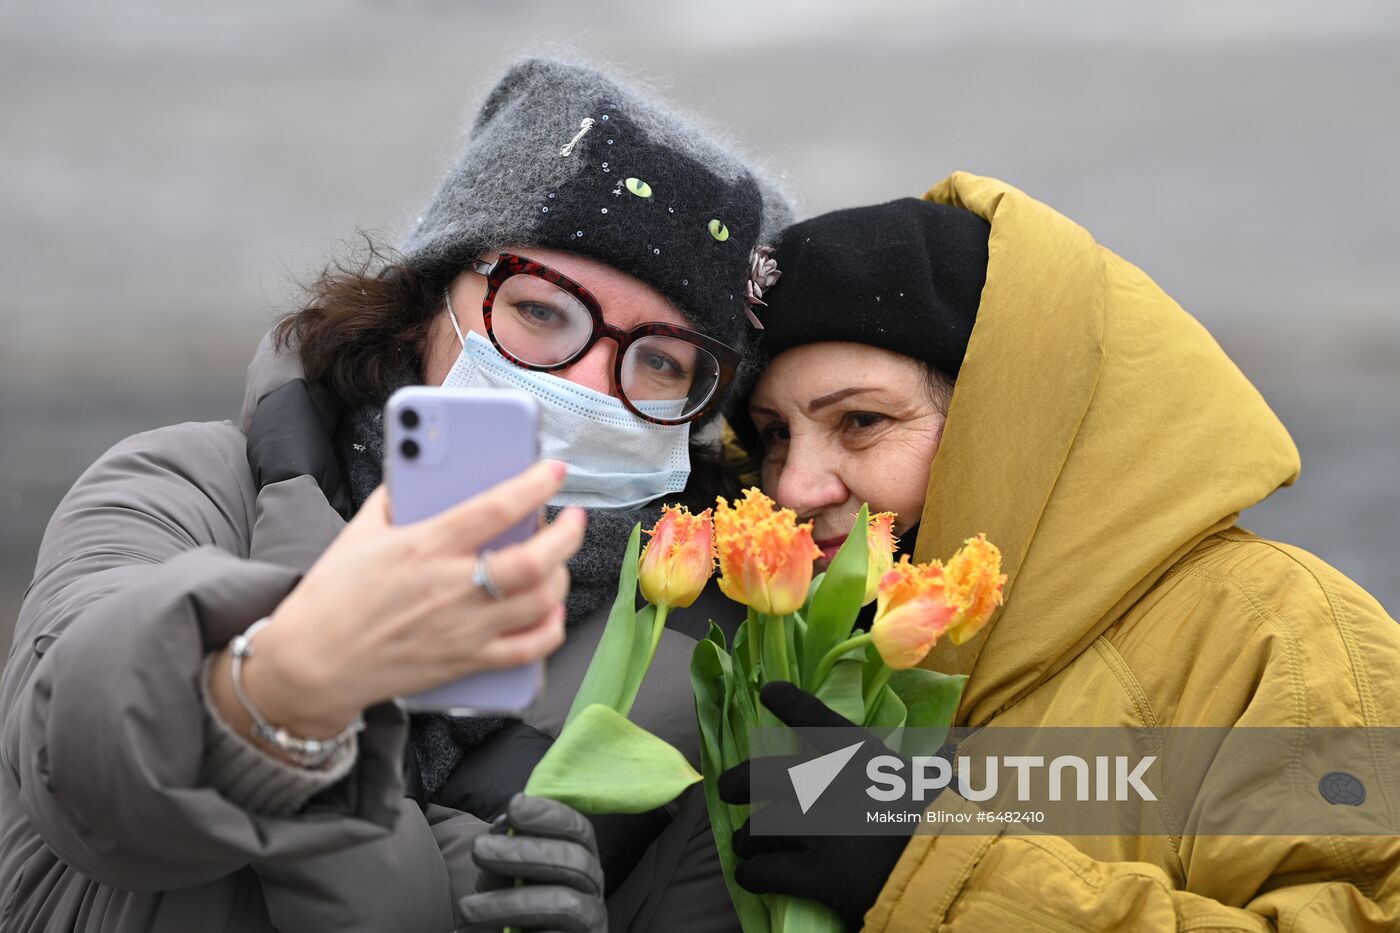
[722,173,1400,930]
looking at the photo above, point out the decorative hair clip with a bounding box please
[743,245,782,329]
[559,118,596,157]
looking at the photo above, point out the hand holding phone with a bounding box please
[386,386,554,714]
[246,457,581,744]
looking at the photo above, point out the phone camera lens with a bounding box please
[400,438,420,460]
[400,408,421,429]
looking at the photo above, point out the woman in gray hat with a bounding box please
[0,57,789,932]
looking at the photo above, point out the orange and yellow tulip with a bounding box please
[638,505,715,609]
[943,533,1007,644]
[714,489,820,617]
[869,557,960,669]
[862,512,899,606]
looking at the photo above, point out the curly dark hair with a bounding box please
[273,235,451,409]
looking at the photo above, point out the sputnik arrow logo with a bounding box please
[787,741,864,814]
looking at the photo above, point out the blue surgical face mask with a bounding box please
[441,326,692,510]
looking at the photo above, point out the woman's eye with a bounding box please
[516,302,562,326]
[760,424,790,444]
[845,411,885,430]
[641,351,687,379]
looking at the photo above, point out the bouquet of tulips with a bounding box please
[524,489,1005,933]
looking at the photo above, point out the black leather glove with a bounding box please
[718,682,929,932]
[459,794,607,933]
[433,720,672,896]
[246,378,350,518]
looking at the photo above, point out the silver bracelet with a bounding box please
[229,617,364,769]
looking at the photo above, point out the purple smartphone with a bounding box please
[385,386,544,714]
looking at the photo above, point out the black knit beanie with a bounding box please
[756,197,990,382]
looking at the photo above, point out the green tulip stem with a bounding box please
[644,603,672,672]
[747,607,761,682]
[863,665,894,713]
[812,633,873,688]
[772,614,793,684]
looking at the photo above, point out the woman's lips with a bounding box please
[815,535,847,561]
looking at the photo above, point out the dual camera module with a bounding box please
[398,408,422,459]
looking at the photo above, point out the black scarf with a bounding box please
[336,391,662,797]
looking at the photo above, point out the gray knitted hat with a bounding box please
[401,57,793,359]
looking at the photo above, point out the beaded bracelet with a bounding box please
[229,617,364,769]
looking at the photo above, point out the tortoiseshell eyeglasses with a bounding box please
[468,251,740,426]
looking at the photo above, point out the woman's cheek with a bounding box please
[847,445,895,514]
[862,428,939,525]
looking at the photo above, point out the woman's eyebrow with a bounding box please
[808,387,877,411]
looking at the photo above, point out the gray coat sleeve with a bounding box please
[0,422,487,929]
[198,652,361,816]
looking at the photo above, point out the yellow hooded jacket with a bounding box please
[864,173,1400,931]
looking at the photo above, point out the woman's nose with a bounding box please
[557,340,618,397]
[770,448,848,519]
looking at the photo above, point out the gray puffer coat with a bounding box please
[0,335,736,932]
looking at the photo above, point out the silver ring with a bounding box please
[472,550,506,600]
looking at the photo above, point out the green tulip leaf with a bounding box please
[814,656,865,724]
[867,682,907,730]
[724,618,759,750]
[789,612,807,681]
[691,635,770,932]
[776,895,844,932]
[889,668,966,758]
[525,704,699,813]
[802,504,870,684]
[700,742,772,933]
[697,711,771,933]
[866,683,908,753]
[704,619,728,651]
[565,525,642,727]
[691,631,749,826]
[616,603,658,717]
[801,572,826,619]
[690,637,729,769]
[733,613,758,686]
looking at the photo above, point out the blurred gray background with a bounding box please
[3,0,1398,657]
